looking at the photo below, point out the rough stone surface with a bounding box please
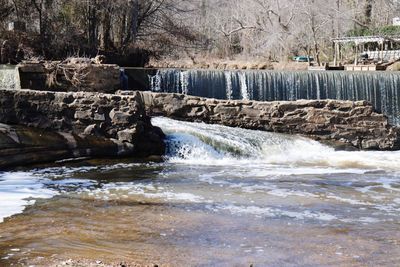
[0,124,136,169]
[135,91,400,151]
[0,89,165,169]
[17,62,120,93]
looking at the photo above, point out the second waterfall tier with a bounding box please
[149,69,400,126]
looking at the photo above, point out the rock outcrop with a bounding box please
[136,91,400,150]
[0,89,165,169]
[0,124,138,168]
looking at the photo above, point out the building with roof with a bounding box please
[332,35,400,71]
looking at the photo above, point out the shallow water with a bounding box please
[1,118,400,266]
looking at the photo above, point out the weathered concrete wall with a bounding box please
[18,62,120,93]
[0,89,165,169]
[135,91,400,150]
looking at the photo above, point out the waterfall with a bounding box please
[180,70,189,95]
[239,72,249,100]
[149,69,400,125]
[149,70,162,92]
[0,65,20,90]
[152,117,400,170]
[224,71,233,100]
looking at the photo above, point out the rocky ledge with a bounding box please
[136,92,400,150]
[0,89,165,169]
[1,89,398,169]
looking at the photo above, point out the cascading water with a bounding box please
[180,70,189,95]
[0,65,20,90]
[224,71,233,100]
[153,117,400,171]
[149,69,400,125]
[239,72,249,100]
[149,70,162,92]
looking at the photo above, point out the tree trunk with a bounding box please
[100,8,112,50]
[122,0,139,48]
[30,0,45,55]
[131,0,139,42]
[309,2,320,66]
[88,0,98,50]
[364,0,373,27]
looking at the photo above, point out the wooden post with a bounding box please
[354,44,358,66]
[333,42,338,66]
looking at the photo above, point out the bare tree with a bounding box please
[2,0,400,63]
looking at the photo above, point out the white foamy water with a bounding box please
[1,118,400,225]
[0,65,20,90]
[0,170,99,223]
[86,182,206,203]
[0,172,54,223]
[152,117,400,173]
[212,204,338,222]
[1,117,400,266]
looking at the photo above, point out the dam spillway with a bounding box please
[149,69,400,125]
[0,65,20,90]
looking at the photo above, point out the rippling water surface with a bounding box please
[1,118,400,266]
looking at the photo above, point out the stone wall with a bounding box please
[18,62,120,93]
[0,89,165,169]
[1,88,398,168]
[136,91,400,150]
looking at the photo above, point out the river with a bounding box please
[0,117,400,266]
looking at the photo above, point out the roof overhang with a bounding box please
[332,36,400,45]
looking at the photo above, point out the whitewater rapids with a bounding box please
[153,117,400,173]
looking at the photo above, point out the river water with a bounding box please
[1,118,400,266]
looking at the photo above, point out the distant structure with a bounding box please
[393,17,400,26]
[332,35,400,71]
